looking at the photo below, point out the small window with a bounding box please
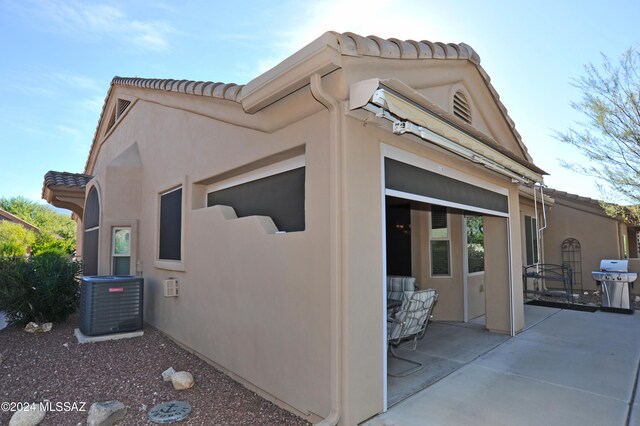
[453,91,472,124]
[466,215,484,273]
[159,187,182,261]
[524,215,539,265]
[430,205,450,276]
[112,227,131,275]
[83,187,100,276]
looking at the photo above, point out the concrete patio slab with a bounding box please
[522,304,561,330]
[366,363,629,426]
[387,352,461,406]
[474,310,640,401]
[368,306,640,426]
[417,322,509,364]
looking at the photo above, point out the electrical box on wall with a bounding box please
[164,278,179,297]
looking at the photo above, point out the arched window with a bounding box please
[453,91,472,124]
[83,187,100,276]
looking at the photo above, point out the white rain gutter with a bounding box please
[349,79,544,186]
[533,185,548,274]
[310,73,345,426]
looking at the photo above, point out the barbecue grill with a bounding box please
[591,259,636,314]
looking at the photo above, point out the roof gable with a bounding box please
[84,31,536,175]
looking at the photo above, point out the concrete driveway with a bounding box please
[365,306,640,426]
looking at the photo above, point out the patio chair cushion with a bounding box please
[387,276,416,301]
[388,289,437,341]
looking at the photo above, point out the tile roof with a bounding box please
[43,171,93,190]
[84,32,531,173]
[0,207,39,231]
[543,188,602,206]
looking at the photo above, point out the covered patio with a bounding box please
[371,305,640,425]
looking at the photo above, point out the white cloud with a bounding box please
[32,0,173,52]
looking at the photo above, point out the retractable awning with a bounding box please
[349,78,545,185]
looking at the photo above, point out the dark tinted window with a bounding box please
[84,187,100,229]
[159,188,182,261]
[207,167,305,232]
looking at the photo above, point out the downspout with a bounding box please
[310,73,345,426]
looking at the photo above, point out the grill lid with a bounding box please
[600,259,628,272]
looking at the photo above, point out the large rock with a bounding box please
[161,367,176,381]
[171,371,194,390]
[9,407,45,426]
[87,401,127,426]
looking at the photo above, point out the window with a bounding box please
[83,187,100,276]
[466,215,484,273]
[159,187,182,261]
[430,205,450,276]
[112,227,131,275]
[207,167,305,232]
[524,215,539,265]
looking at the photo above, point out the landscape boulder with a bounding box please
[161,367,176,381]
[171,371,195,390]
[9,407,45,426]
[87,400,127,426]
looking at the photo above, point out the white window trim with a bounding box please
[155,177,188,272]
[111,226,132,275]
[429,207,452,278]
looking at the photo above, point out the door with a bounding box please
[464,215,486,321]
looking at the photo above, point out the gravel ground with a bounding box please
[0,314,310,425]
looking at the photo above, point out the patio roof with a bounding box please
[41,171,93,218]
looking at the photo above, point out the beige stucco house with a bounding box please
[44,32,553,424]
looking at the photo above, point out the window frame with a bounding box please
[429,205,451,277]
[155,178,187,271]
[111,226,132,275]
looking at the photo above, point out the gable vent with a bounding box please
[453,91,472,124]
[104,98,132,136]
[116,99,131,119]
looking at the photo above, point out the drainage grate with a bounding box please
[148,401,192,424]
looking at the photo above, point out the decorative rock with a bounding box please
[23,322,53,333]
[87,401,128,426]
[9,407,45,426]
[161,367,176,382]
[171,371,194,390]
[24,322,39,333]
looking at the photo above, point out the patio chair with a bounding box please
[387,275,417,303]
[387,288,438,377]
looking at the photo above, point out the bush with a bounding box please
[0,253,82,325]
[0,221,36,257]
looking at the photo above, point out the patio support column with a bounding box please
[484,216,511,334]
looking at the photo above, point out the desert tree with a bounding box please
[557,47,640,222]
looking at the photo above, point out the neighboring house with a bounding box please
[43,32,548,424]
[0,207,39,233]
[538,188,633,292]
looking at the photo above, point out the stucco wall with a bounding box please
[89,93,333,420]
[543,201,623,291]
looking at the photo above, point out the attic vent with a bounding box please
[116,99,131,119]
[453,91,472,124]
[104,98,132,136]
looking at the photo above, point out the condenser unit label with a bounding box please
[108,287,124,293]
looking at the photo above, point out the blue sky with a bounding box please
[1,0,639,205]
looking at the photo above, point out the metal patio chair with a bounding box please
[387,288,438,377]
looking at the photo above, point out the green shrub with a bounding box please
[0,253,82,325]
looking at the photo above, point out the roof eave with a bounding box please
[239,32,343,114]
